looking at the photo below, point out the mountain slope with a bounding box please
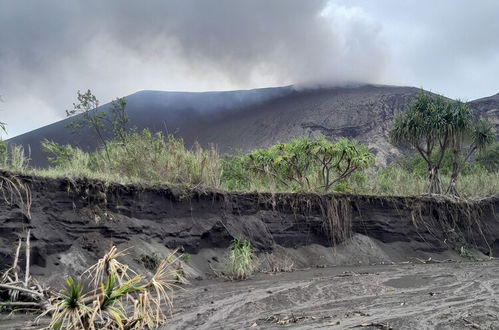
[468,92,499,128]
[7,85,499,167]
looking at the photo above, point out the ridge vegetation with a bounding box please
[0,89,498,198]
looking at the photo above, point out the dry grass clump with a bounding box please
[259,252,295,273]
[40,246,186,330]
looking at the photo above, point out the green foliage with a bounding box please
[0,140,6,166]
[389,90,494,195]
[0,144,30,172]
[349,160,499,198]
[476,142,499,172]
[66,90,104,135]
[222,154,253,191]
[396,150,477,177]
[42,139,81,168]
[181,253,191,264]
[40,129,223,187]
[47,248,183,330]
[224,136,374,192]
[66,90,111,161]
[459,246,478,261]
[470,118,496,153]
[62,277,84,309]
[225,238,257,280]
[109,97,130,146]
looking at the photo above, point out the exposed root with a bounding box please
[0,172,32,220]
[319,196,352,247]
[408,195,494,256]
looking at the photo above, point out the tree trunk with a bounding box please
[428,166,442,194]
[447,148,460,197]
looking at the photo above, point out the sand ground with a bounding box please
[2,260,498,330]
[168,260,499,330]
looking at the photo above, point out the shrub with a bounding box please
[225,238,257,280]
[476,142,499,172]
[224,136,374,192]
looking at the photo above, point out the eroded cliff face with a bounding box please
[0,172,498,285]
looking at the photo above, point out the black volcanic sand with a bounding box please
[167,261,499,330]
[4,261,498,330]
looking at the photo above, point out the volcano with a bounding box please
[7,84,499,167]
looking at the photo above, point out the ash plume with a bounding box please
[0,0,387,136]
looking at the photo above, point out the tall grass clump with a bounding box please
[0,143,30,172]
[41,130,223,187]
[225,238,257,280]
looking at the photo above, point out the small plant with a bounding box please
[181,253,190,264]
[136,252,162,271]
[225,238,257,280]
[459,246,478,261]
[41,246,185,330]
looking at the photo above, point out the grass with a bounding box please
[349,166,499,198]
[225,238,257,280]
[1,132,498,198]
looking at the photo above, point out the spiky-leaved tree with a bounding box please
[390,91,457,194]
[445,101,473,196]
[447,116,496,196]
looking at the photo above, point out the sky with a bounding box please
[1,0,499,138]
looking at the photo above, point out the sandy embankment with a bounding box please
[1,173,498,329]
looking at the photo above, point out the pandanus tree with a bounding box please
[390,91,495,195]
[390,92,454,194]
[447,114,496,196]
[244,136,374,192]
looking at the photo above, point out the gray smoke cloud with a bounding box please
[0,0,388,137]
[1,0,499,137]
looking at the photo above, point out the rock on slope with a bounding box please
[468,92,499,129]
